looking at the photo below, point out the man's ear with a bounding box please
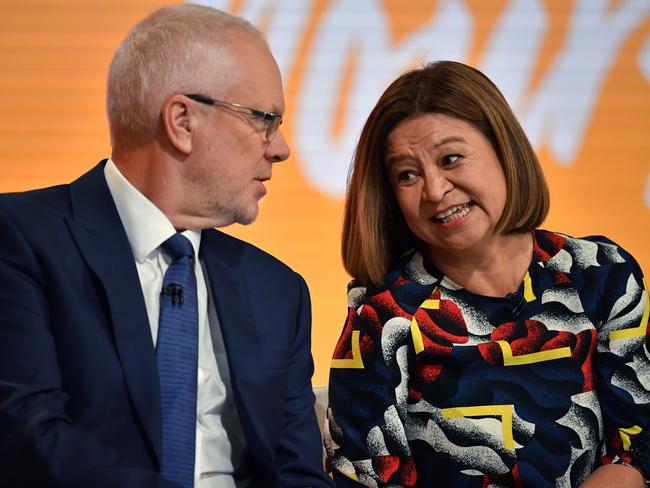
[161,94,194,155]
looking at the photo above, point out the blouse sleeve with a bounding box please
[594,240,650,481]
[324,283,417,487]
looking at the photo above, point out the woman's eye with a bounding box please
[442,154,461,166]
[396,170,417,182]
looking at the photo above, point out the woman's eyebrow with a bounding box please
[386,135,467,166]
[434,135,466,148]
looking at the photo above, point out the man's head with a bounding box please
[107,4,290,229]
[108,4,259,150]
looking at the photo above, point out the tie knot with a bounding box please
[161,233,194,262]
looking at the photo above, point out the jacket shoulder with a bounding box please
[202,227,297,277]
[0,185,71,218]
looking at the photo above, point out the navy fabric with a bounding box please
[157,234,198,488]
[0,161,334,487]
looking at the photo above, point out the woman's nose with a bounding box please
[422,172,453,203]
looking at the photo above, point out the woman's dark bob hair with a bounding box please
[342,60,549,286]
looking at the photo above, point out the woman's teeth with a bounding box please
[434,203,471,223]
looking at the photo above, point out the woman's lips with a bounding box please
[432,202,472,223]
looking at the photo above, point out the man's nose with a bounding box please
[265,128,290,163]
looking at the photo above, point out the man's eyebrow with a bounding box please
[267,104,283,115]
[386,135,467,165]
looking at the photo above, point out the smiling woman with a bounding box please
[386,113,512,286]
[325,61,650,488]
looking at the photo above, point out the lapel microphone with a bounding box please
[161,283,184,305]
[505,291,526,320]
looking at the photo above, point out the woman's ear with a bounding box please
[161,94,194,155]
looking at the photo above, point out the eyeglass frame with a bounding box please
[184,93,282,142]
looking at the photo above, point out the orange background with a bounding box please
[1,0,648,386]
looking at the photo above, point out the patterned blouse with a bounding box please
[325,230,650,487]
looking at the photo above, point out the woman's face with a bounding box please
[386,112,507,258]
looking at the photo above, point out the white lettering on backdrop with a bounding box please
[295,0,471,197]
[202,0,313,76]
[202,0,649,207]
[521,0,648,163]
[642,36,650,209]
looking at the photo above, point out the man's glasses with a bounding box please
[184,93,282,142]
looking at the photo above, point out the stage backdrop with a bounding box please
[1,0,648,386]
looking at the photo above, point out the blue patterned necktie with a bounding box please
[157,233,198,488]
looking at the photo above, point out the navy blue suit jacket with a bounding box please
[0,162,333,487]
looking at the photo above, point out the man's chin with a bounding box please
[232,205,259,226]
[208,201,260,228]
[236,214,257,226]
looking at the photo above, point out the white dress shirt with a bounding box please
[104,159,248,488]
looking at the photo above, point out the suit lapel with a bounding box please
[200,230,274,475]
[66,162,162,463]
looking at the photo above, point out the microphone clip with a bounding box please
[162,283,184,305]
[505,291,526,320]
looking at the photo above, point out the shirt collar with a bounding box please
[104,158,201,262]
